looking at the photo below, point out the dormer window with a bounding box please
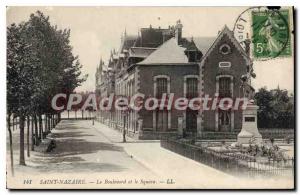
[188,51,196,62]
[184,39,202,62]
[185,50,202,62]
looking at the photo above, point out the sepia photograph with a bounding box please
[5,5,295,190]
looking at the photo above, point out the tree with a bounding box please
[255,87,294,128]
[7,11,87,171]
[7,23,38,166]
[22,11,87,140]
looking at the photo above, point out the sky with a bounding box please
[6,6,294,93]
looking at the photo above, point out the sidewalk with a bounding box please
[93,121,240,188]
[93,121,294,189]
[92,121,160,143]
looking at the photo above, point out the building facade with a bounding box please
[95,20,252,139]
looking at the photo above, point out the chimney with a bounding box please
[175,20,183,44]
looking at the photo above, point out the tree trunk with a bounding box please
[49,114,51,131]
[50,114,52,130]
[34,115,39,146]
[7,114,14,176]
[48,114,51,131]
[13,117,15,131]
[31,116,34,151]
[44,115,47,134]
[38,115,43,140]
[19,115,26,165]
[27,116,30,157]
[54,115,56,126]
[68,110,69,119]
[51,115,54,128]
[75,111,77,120]
[49,115,52,128]
[82,110,84,119]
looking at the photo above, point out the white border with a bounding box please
[1,1,298,194]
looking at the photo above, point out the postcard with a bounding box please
[6,6,294,189]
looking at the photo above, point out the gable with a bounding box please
[200,26,251,67]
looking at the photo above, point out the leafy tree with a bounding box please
[255,87,294,128]
[7,23,38,166]
[7,11,87,172]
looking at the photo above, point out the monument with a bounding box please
[237,73,262,145]
[237,101,262,144]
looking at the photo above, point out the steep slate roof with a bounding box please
[118,35,138,55]
[192,37,216,54]
[183,39,199,51]
[129,47,156,58]
[137,26,251,66]
[137,38,189,64]
[137,36,216,65]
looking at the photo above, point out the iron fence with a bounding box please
[161,138,294,178]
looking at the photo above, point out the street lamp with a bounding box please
[121,108,129,143]
[92,109,96,125]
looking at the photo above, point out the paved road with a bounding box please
[16,120,156,178]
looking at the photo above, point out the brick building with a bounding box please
[95,20,252,139]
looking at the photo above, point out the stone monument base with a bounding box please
[237,103,262,145]
[237,130,262,144]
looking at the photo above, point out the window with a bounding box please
[188,51,196,62]
[186,78,198,98]
[219,62,231,68]
[156,78,168,98]
[219,44,231,55]
[219,77,231,98]
[219,110,231,126]
[154,76,170,131]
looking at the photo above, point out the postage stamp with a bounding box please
[251,9,292,59]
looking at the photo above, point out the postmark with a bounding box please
[233,7,293,61]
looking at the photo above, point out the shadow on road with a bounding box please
[51,131,94,138]
[28,120,127,173]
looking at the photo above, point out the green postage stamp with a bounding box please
[252,9,292,59]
